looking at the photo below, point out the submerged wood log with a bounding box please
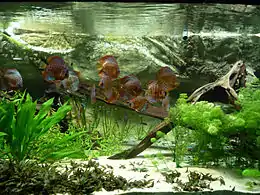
[188,60,247,104]
[108,121,173,159]
[108,60,247,159]
[62,80,169,120]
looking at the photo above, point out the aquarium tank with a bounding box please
[0,1,259,195]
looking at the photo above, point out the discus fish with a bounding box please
[98,73,114,100]
[98,73,113,89]
[128,96,149,112]
[60,75,80,92]
[53,69,80,92]
[146,80,167,103]
[47,55,66,65]
[97,55,121,102]
[42,56,69,83]
[105,87,119,103]
[97,55,120,80]
[0,68,23,91]
[156,66,179,92]
[119,75,143,100]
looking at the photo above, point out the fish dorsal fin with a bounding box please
[47,56,65,65]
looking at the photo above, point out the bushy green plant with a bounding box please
[169,94,226,166]
[32,126,90,162]
[169,80,260,168]
[0,92,85,163]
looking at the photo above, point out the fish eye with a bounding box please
[237,61,243,66]
[128,101,134,108]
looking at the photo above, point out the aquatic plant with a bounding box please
[169,79,260,168]
[167,170,225,192]
[0,159,153,194]
[242,168,260,178]
[242,168,260,190]
[69,96,89,128]
[55,96,132,158]
[92,101,151,141]
[33,125,92,161]
[0,92,85,162]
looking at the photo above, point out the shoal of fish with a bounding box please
[0,55,179,112]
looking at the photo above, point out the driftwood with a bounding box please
[69,81,168,120]
[188,60,246,104]
[108,60,247,160]
[108,121,173,159]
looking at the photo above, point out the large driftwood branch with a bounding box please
[188,60,246,104]
[108,60,247,160]
[62,80,168,120]
[108,121,173,159]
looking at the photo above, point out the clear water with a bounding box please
[0,2,259,98]
[0,4,259,193]
[1,3,259,37]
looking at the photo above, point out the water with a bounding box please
[1,3,184,37]
[1,3,259,37]
[0,3,260,194]
[0,3,259,99]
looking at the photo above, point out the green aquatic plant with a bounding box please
[0,92,86,162]
[145,130,176,172]
[0,159,153,194]
[242,168,260,190]
[173,126,194,168]
[53,98,134,158]
[242,169,260,178]
[32,125,91,162]
[94,102,150,141]
[169,79,260,168]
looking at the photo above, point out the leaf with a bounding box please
[242,169,260,178]
[0,132,7,137]
[34,98,54,122]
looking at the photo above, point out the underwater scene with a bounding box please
[0,2,260,195]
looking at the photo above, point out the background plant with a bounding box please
[168,79,260,169]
